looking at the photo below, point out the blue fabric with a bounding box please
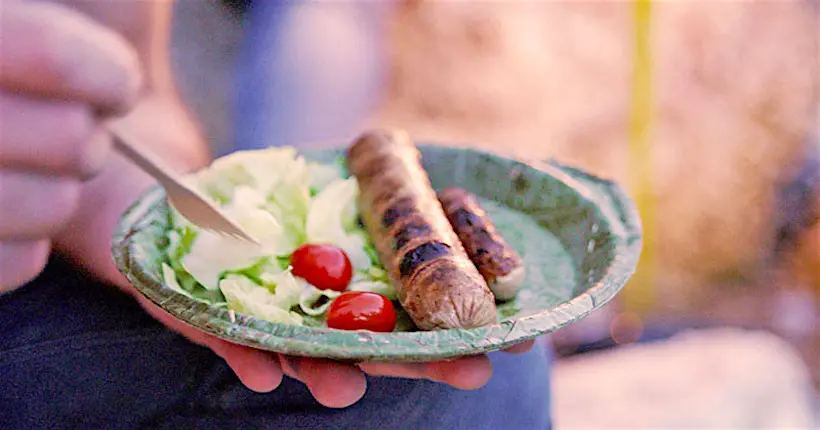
[0,258,552,429]
[232,1,389,153]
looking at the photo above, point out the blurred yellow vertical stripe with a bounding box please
[624,0,656,314]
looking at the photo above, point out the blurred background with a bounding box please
[170,1,818,427]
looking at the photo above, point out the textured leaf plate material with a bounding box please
[112,145,642,362]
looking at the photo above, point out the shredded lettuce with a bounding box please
[306,178,358,241]
[306,178,371,270]
[165,223,202,291]
[299,285,342,316]
[259,269,303,311]
[162,146,394,327]
[363,242,383,270]
[162,263,206,303]
[162,263,225,303]
[348,280,397,301]
[208,147,299,195]
[266,181,310,252]
[219,275,304,325]
[222,257,275,286]
[307,162,343,192]
[181,229,265,291]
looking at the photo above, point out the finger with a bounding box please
[0,1,142,113]
[0,239,50,293]
[425,355,493,390]
[280,356,367,408]
[0,172,80,239]
[134,295,283,393]
[359,354,493,391]
[0,93,111,178]
[209,341,284,393]
[503,339,536,355]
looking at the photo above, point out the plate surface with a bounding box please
[112,145,642,362]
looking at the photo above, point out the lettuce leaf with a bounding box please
[347,280,397,301]
[219,274,304,325]
[298,285,342,316]
[305,178,371,270]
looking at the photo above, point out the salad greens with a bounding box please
[161,147,396,326]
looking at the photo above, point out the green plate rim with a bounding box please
[112,144,642,362]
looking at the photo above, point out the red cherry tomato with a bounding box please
[326,292,397,332]
[290,244,353,292]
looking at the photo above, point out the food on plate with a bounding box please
[346,130,498,330]
[326,291,398,332]
[160,131,519,332]
[161,145,396,328]
[438,187,525,301]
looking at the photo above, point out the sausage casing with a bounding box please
[438,187,525,301]
[347,130,498,330]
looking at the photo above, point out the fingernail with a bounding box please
[281,356,302,380]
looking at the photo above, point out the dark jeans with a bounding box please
[0,258,552,429]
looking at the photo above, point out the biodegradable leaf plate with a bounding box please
[112,145,642,362]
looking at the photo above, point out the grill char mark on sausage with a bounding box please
[399,242,451,278]
[346,130,498,330]
[437,187,524,286]
[383,197,417,228]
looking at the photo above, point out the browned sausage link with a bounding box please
[347,130,498,330]
[438,187,525,301]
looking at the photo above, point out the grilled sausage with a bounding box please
[438,187,525,301]
[347,130,498,330]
